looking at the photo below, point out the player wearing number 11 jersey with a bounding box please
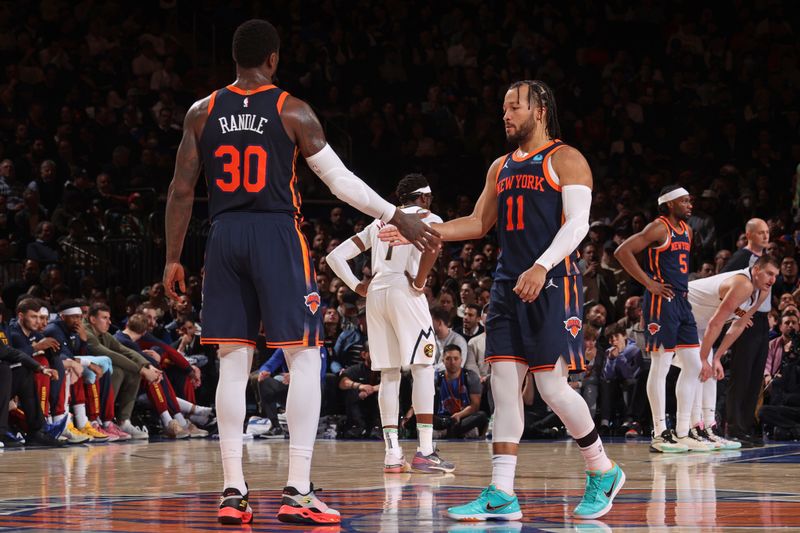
[163,19,437,526]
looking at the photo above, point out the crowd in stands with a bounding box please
[1,0,800,446]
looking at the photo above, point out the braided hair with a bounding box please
[396,173,430,205]
[507,80,561,139]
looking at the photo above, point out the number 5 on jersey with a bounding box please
[214,145,267,193]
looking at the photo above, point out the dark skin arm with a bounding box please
[614,220,675,299]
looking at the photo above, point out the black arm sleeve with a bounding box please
[0,343,41,371]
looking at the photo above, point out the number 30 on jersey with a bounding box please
[214,145,267,193]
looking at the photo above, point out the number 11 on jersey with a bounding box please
[505,195,525,231]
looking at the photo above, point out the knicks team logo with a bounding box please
[647,322,661,335]
[304,292,321,314]
[424,343,434,358]
[564,316,582,338]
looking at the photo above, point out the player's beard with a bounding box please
[506,114,537,145]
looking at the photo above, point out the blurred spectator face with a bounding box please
[353,219,366,233]
[780,314,799,338]
[587,304,607,328]
[326,238,341,254]
[609,333,626,354]
[582,243,598,264]
[46,268,62,287]
[0,159,14,178]
[18,309,39,333]
[336,285,348,305]
[37,222,54,242]
[470,253,487,273]
[624,296,641,322]
[149,282,165,300]
[178,320,196,338]
[89,309,112,334]
[459,283,475,305]
[447,260,464,279]
[736,233,747,249]
[318,256,330,275]
[696,262,714,278]
[329,277,343,295]
[443,349,462,374]
[141,307,158,331]
[767,241,781,259]
[583,335,597,359]
[312,233,325,251]
[40,161,56,182]
[96,173,112,194]
[714,249,731,272]
[463,306,479,331]
[784,305,800,318]
[173,294,190,315]
[330,207,343,225]
[779,293,795,312]
[23,188,39,208]
[631,214,646,233]
[317,273,329,294]
[23,259,40,282]
[460,243,475,263]
[482,243,496,262]
[323,307,339,325]
[477,288,491,307]
[781,258,797,279]
[438,292,455,313]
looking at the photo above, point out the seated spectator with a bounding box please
[759,323,800,440]
[775,257,800,304]
[433,344,487,438]
[338,342,381,438]
[614,296,645,351]
[457,303,484,342]
[598,324,643,436]
[25,221,60,265]
[430,306,468,371]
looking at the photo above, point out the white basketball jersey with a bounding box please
[688,268,760,330]
[355,206,442,292]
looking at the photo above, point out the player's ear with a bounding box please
[267,51,279,71]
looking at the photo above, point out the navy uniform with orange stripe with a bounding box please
[485,140,585,373]
[198,84,320,349]
[641,217,699,352]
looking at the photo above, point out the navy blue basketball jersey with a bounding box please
[645,217,691,292]
[199,84,300,221]
[494,140,581,281]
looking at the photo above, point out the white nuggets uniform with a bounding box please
[356,206,442,370]
[688,268,761,362]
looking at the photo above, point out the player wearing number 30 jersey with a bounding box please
[163,19,437,527]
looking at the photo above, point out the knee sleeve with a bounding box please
[410,364,435,416]
[378,368,401,427]
[490,361,527,444]
[534,358,595,439]
[284,346,322,450]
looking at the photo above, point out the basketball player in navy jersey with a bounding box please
[615,186,712,452]
[163,19,438,526]
[382,80,625,521]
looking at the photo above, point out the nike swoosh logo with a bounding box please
[604,471,618,499]
[486,501,512,512]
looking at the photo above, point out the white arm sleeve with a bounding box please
[534,184,592,272]
[326,238,364,292]
[305,144,397,223]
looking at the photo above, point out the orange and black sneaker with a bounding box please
[217,487,253,525]
[276,483,341,525]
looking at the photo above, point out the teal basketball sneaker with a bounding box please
[573,461,626,520]
[447,485,522,521]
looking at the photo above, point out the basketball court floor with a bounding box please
[1,437,799,532]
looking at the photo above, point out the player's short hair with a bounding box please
[232,19,280,68]
[89,302,111,317]
[16,297,41,315]
[396,173,430,204]
[657,184,684,215]
[507,80,561,138]
[443,344,462,355]
[127,313,149,335]
[754,254,780,270]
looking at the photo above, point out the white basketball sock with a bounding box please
[702,377,717,428]
[675,347,701,438]
[647,348,673,435]
[174,412,188,428]
[160,411,172,427]
[73,403,88,429]
[491,455,517,495]
[411,364,435,455]
[284,346,323,494]
[216,344,253,494]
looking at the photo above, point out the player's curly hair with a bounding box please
[657,184,684,215]
[508,80,561,139]
[396,173,430,204]
[232,19,280,68]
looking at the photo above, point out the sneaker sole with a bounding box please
[446,510,523,521]
[573,469,627,520]
[412,462,456,474]
[649,444,689,453]
[218,508,253,525]
[277,505,340,525]
[384,463,410,473]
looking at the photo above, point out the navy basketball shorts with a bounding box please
[200,212,321,349]
[486,275,585,373]
[642,291,699,352]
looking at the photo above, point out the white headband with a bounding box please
[60,307,82,316]
[412,186,432,194]
[658,187,690,205]
[38,307,49,315]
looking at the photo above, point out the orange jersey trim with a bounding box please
[494,154,509,185]
[541,144,565,191]
[208,90,218,115]
[511,139,559,162]
[529,363,557,373]
[276,91,290,113]
[653,218,672,252]
[486,355,528,364]
[266,340,322,348]
[200,337,256,347]
[660,216,686,235]
[676,344,700,349]
[226,84,277,95]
